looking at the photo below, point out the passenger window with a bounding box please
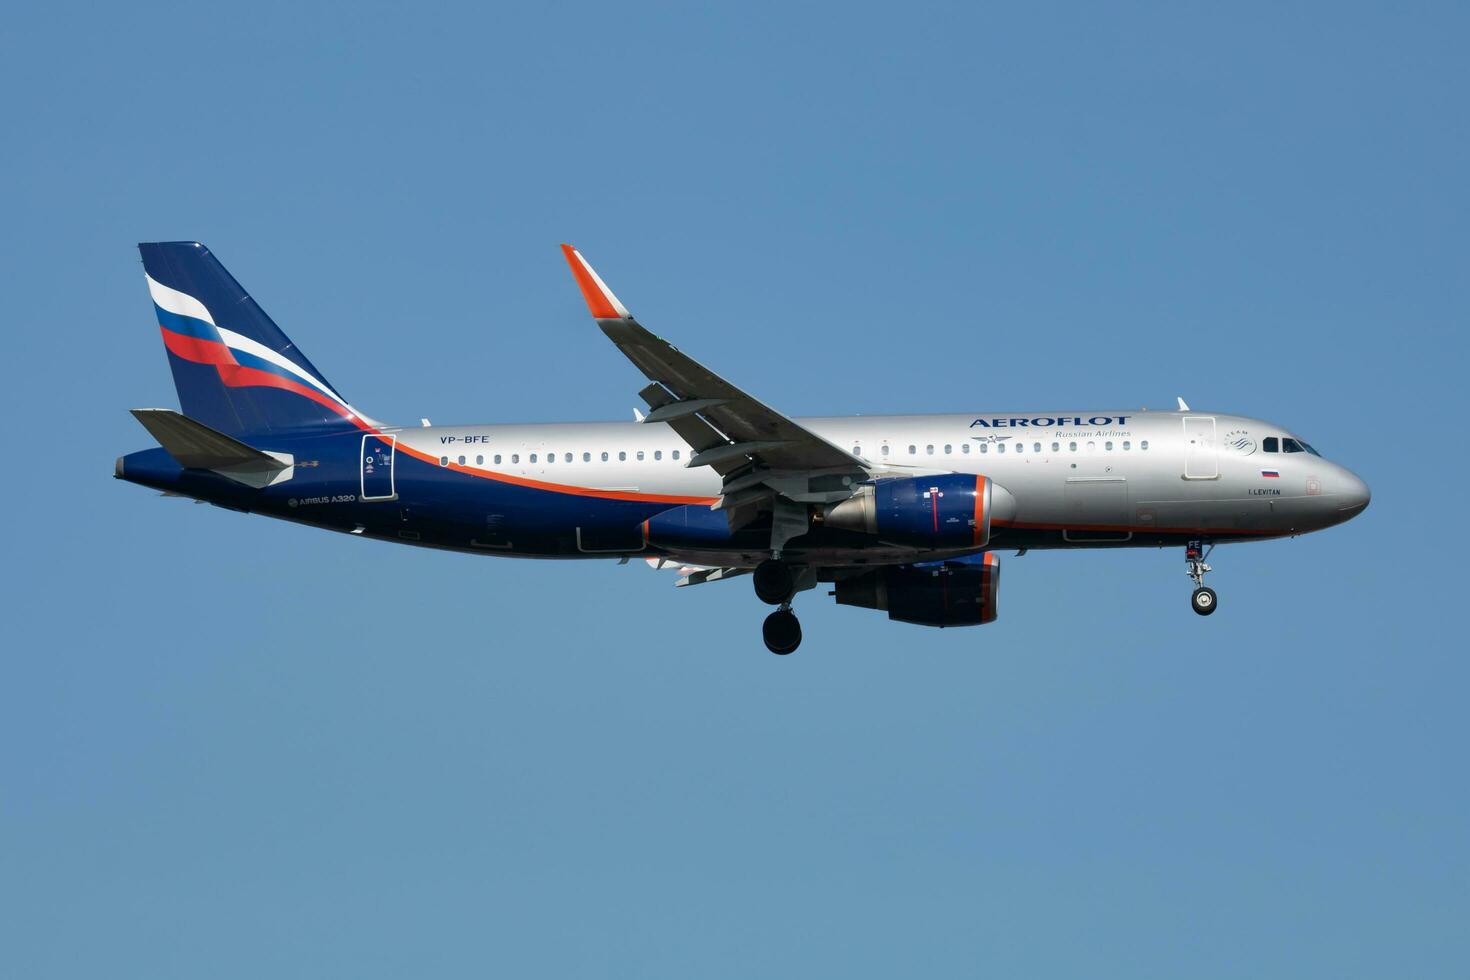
[980,443,988,454]
[673,450,680,460]
[926,445,934,455]
[457,455,466,465]
[1141,440,1149,450]
[1069,442,1077,452]
[618,451,626,461]
[1051,442,1059,452]
[601,452,608,461]
[530,453,538,463]
[961,442,970,454]
[944,444,952,454]
[908,445,916,455]
[654,450,662,460]
[476,455,483,465]
[1122,441,1130,451]
[1034,442,1041,453]
[494,454,502,464]
[1283,438,1306,453]
[881,445,890,456]
[547,453,554,464]
[582,452,590,462]
[637,451,645,461]
[565,453,572,463]
[1105,441,1113,451]
[852,446,860,455]
[511,454,519,464]
[1262,437,1279,453]
[1086,441,1096,452]
[1015,442,1023,454]
[997,443,1006,453]
[439,456,449,466]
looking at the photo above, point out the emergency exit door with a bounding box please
[361,434,397,500]
[1183,416,1218,479]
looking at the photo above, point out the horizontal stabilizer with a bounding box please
[130,409,293,487]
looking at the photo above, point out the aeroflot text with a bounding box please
[970,416,1130,428]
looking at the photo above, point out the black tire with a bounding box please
[762,609,802,655]
[753,560,795,606]
[1191,586,1218,616]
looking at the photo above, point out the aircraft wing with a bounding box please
[560,244,865,481]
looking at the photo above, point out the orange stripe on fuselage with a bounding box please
[392,440,718,507]
[994,519,1289,537]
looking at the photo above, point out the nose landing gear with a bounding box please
[1186,540,1217,616]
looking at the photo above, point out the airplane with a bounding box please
[116,241,1371,654]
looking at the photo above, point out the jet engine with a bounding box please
[822,474,1014,549]
[833,553,1001,627]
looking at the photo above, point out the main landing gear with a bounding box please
[1186,540,1217,616]
[762,607,802,655]
[754,559,803,654]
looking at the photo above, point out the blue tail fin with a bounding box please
[139,242,363,437]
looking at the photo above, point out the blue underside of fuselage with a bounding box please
[118,431,742,558]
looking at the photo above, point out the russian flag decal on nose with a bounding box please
[1261,469,1280,478]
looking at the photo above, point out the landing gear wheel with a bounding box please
[753,560,795,606]
[763,609,802,655]
[1184,540,1217,617]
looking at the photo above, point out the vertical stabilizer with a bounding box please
[139,242,362,437]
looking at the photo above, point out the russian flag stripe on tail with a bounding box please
[139,242,367,439]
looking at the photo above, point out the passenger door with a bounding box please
[361,434,397,500]
[1183,416,1218,480]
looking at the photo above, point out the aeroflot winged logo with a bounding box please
[970,416,1131,428]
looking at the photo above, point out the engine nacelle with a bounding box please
[822,474,1013,549]
[834,553,1000,627]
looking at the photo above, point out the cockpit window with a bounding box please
[1262,437,1279,453]
[1301,441,1321,456]
[1282,438,1305,453]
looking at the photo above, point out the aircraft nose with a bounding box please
[1337,469,1371,521]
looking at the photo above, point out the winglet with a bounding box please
[560,244,631,319]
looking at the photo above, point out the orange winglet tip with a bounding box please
[560,243,631,319]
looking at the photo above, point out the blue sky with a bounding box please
[2,2,1465,976]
